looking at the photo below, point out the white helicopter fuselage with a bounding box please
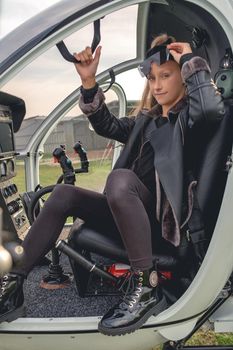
[0,1,233,349]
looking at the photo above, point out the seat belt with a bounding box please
[56,19,115,92]
[185,171,208,267]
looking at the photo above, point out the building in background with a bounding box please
[14,100,137,156]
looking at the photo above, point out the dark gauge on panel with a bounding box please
[12,184,18,193]
[7,159,15,174]
[0,161,7,177]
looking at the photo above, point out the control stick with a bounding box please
[40,146,76,288]
[53,146,75,185]
[73,141,89,172]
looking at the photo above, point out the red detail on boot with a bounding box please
[159,271,172,281]
[108,263,131,278]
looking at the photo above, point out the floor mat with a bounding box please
[24,253,120,318]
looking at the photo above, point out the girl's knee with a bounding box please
[105,169,136,203]
[106,169,135,186]
[45,184,76,211]
[49,184,68,199]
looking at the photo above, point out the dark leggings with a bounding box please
[16,169,160,276]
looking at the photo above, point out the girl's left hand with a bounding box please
[167,42,192,64]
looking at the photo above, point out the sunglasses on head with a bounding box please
[138,41,174,78]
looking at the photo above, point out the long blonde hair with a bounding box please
[132,33,176,116]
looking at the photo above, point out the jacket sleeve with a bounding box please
[79,87,135,144]
[181,56,225,127]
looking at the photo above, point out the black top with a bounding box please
[130,117,169,194]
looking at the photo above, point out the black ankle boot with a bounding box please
[0,273,25,323]
[98,268,167,336]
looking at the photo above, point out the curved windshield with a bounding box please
[0,0,60,38]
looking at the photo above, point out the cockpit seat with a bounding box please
[69,222,179,271]
[66,99,233,297]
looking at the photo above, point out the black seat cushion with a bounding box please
[69,221,179,271]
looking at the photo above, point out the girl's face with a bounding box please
[147,60,185,116]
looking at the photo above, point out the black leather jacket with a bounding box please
[79,56,225,246]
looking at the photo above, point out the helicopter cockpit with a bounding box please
[1,1,233,350]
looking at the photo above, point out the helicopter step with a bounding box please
[210,296,233,332]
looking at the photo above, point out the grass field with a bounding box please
[153,330,233,349]
[15,159,112,193]
[15,160,233,345]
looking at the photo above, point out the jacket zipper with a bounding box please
[178,114,185,145]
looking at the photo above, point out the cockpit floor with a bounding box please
[23,253,120,318]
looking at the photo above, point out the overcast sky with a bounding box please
[0,0,60,38]
[0,0,145,117]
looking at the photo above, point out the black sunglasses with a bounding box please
[138,42,174,77]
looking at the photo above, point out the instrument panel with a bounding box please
[0,100,30,241]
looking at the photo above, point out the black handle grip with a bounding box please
[56,19,101,64]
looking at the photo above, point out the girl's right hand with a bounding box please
[167,42,192,64]
[74,46,102,89]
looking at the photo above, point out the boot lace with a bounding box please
[0,275,10,297]
[119,271,143,308]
